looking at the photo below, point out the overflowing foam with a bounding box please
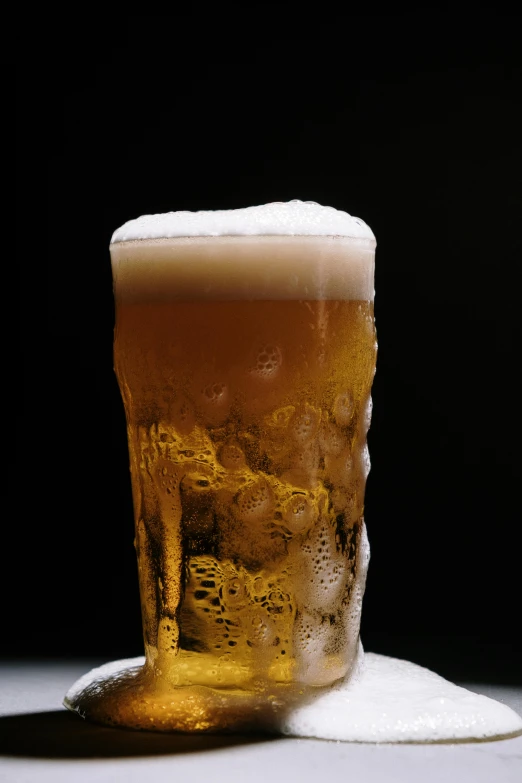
[281,652,522,742]
[111,201,375,243]
[65,652,522,742]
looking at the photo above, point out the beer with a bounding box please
[70,204,377,731]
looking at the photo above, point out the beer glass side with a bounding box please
[111,233,376,693]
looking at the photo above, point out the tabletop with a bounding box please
[1,661,521,783]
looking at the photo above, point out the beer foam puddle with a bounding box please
[283,652,522,742]
[65,652,522,742]
[110,200,375,242]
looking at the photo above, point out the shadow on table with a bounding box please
[0,710,278,758]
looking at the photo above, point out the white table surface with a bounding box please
[1,661,521,783]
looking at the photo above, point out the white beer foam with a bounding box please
[111,201,375,243]
[282,652,522,742]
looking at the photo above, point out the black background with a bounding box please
[16,12,521,684]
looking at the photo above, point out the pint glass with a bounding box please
[68,204,377,732]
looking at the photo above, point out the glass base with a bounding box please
[64,650,522,742]
[63,655,330,733]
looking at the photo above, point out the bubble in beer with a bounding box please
[202,382,227,404]
[249,614,276,646]
[235,477,275,523]
[221,574,249,611]
[282,493,318,534]
[290,404,320,444]
[250,344,282,380]
[180,465,217,495]
[192,376,231,427]
[333,391,354,426]
[294,610,337,686]
[295,518,347,611]
[219,482,286,569]
[218,442,247,471]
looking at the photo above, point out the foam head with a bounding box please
[110,202,376,302]
[110,200,375,243]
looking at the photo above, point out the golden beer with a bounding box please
[67,209,377,732]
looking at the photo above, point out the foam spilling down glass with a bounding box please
[65,202,522,743]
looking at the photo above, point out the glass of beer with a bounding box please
[66,201,377,732]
